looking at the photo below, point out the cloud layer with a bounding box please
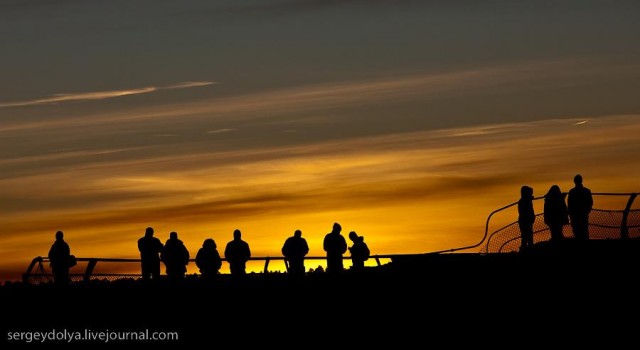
[2,112,640,280]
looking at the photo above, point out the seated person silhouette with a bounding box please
[196,238,222,279]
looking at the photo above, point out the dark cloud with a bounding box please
[0,0,82,13]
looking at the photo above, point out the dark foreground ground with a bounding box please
[2,239,640,348]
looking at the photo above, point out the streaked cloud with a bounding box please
[163,81,216,89]
[1,59,621,133]
[0,81,215,108]
[206,128,235,134]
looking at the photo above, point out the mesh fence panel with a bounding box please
[481,208,640,253]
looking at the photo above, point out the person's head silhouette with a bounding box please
[55,230,64,241]
[520,185,533,198]
[574,174,583,185]
[332,223,342,234]
[145,227,154,238]
[233,229,242,240]
[348,231,358,242]
[294,229,302,238]
[170,231,178,240]
[203,238,216,249]
[547,185,561,196]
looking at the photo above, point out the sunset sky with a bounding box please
[2,1,640,281]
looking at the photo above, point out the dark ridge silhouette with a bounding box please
[281,229,309,277]
[137,226,163,281]
[224,229,251,276]
[323,222,347,274]
[5,238,640,346]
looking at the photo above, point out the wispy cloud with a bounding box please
[163,81,216,89]
[0,87,157,108]
[0,81,216,108]
[2,59,637,134]
[206,128,235,134]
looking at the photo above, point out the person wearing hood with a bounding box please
[161,232,190,281]
[348,231,370,271]
[196,238,222,279]
[544,185,569,243]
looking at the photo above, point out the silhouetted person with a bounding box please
[224,229,251,276]
[48,231,71,285]
[323,223,347,274]
[518,185,535,251]
[568,174,593,241]
[282,229,309,277]
[348,231,370,271]
[161,232,190,281]
[137,227,164,281]
[196,238,222,279]
[544,185,569,243]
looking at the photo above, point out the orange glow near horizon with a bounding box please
[3,114,640,281]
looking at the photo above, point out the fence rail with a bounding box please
[23,255,397,284]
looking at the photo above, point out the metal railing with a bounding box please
[479,192,639,254]
[424,192,639,254]
[22,255,396,284]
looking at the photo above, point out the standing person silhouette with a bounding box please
[196,238,222,279]
[348,231,370,271]
[568,174,593,241]
[544,185,569,243]
[518,186,535,251]
[137,227,164,281]
[224,229,251,276]
[323,223,347,274]
[48,230,72,285]
[161,232,190,281]
[282,229,309,277]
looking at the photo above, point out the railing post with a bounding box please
[84,259,98,282]
[620,193,637,239]
[263,257,270,273]
[375,256,381,267]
